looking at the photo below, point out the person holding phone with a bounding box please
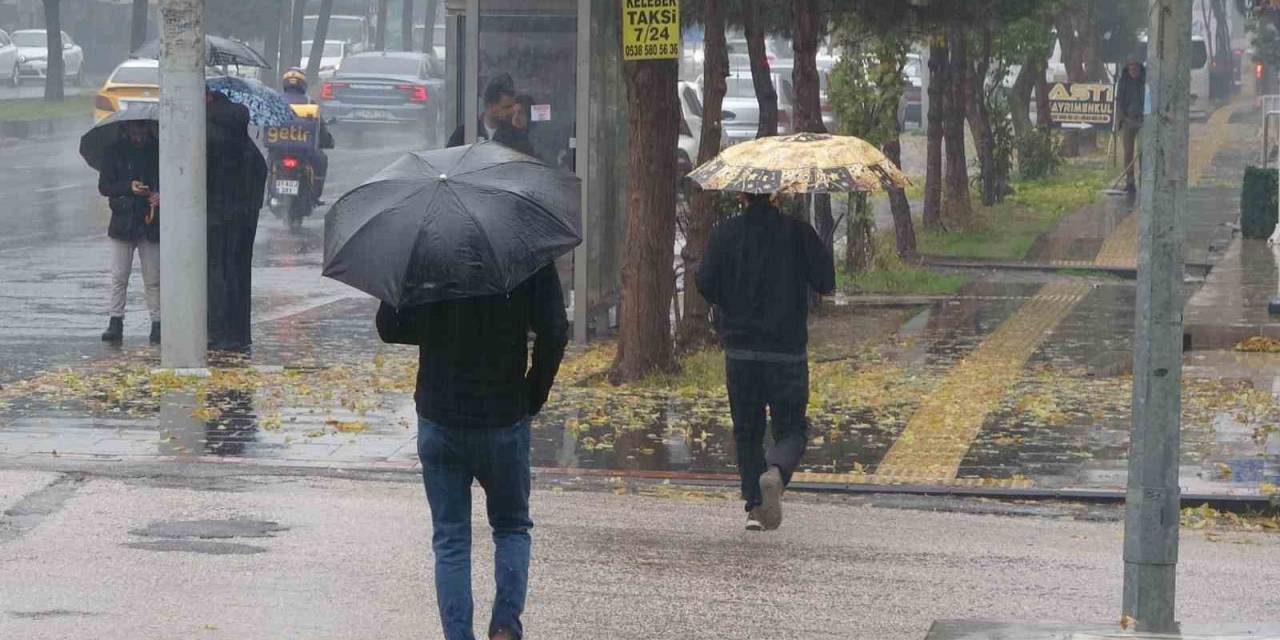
[98,120,160,345]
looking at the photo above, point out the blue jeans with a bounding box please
[418,417,532,640]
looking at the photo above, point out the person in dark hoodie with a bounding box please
[695,191,835,532]
[1116,55,1147,193]
[447,74,516,148]
[98,120,161,345]
[376,262,568,640]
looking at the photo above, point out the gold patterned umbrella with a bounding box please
[688,132,911,195]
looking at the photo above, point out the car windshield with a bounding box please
[111,66,158,85]
[13,32,46,47]
[339,56,419,76]
[725,77,757,99]
[304,42,344,58]
[305,17,365,44]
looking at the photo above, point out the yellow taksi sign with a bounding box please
[1046,82,1114,129]
[622,0,681,61]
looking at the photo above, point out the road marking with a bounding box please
[874,282,1090,482]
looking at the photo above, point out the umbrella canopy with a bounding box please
[688,132,911,195]
[206,76,294,127]
[323,141,582,307]
[133,35,270,68]
[79,102,160,172]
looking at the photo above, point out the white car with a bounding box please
[0,30,20,87]
[300,40,347,80]
[12,29,84,85]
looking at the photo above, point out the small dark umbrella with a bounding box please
[323,141,581,307]
[133,35,270,68]
[79,102,160,172]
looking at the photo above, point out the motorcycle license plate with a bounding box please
[276,180,300,196]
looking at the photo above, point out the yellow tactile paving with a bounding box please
[873,282,1091,483]
[1091,99,1247,269]
[792,471,1035,489]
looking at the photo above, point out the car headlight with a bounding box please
[18,54,24,63]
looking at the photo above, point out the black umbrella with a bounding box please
[323,141,581,307]
[79,103,160,172]
[133,35,270,68]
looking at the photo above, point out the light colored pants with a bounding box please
[108,238,160,321]
[1122,118,1142,188]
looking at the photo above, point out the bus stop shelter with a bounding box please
[443,0,627,344]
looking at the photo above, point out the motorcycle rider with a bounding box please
[279,68,333,204]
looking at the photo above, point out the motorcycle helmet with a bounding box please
[282,68,308,95]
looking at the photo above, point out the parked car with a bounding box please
[771,63,836,133]
[704,70,796,145]
[301,40,347,80]
[304,15,371,54]
[677,80,704,175]
[320,51,446,140]
[411,23,449,61]
[12,29,84,85]
[901,53,923,128]
[0,30,20,87]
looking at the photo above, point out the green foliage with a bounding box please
[839,234,970,295]
[1241,166,1279,240]
[1016,129,1063,180]
[0,95,92,121]
[827,19,910,146]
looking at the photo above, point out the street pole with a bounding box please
[1123,0,1193,633]
[158,0,208,370]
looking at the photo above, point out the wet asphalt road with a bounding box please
[0,128,430,383]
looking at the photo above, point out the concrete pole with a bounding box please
[158,0,208,370]
[573,0,590,345]
[1122,0,1193,633]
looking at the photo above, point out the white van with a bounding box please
[1134,34,1211,120]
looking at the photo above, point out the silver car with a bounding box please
[12,29,85,85]
[0,30,19,87]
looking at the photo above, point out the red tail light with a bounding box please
[321,81,345,100]
[398,84,428,102]
[94,95,115,112]
[281,154,300,170]
[821,101,832,113]
[1257,63,1265,79]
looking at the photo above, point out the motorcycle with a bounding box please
[264,105,333,230]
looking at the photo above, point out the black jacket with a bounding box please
[376,264,569,429]
[447,118,490,148]
[207,94,267,225]
[98,138,160,243]
[493,121,536,158]
[1117,66,1146,123]
[695,199,836,356]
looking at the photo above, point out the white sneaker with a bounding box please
[746,512,764,531]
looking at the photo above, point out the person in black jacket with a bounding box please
[376,263,568,640]
[447,74,516,148]
[206,90,268,352]
[492,93,536,158]
[1116,56,1147,193]
[97,120,161,344]
[695,192,836,531]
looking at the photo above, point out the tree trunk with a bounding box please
[42,0,63,102]
[305,0,335,86]
[1010,57,1035,142]
[1210,0,1233,99]
[1034,55,1052,129]
[289,0,306,68]
[846,193,875,273]
[263,0,288,88]
[1055,6,1095,156]
[422,0,439,52]
[375,0,389,51]
[884,136,918,261]
[677,0,727,352]
[402,0,414,51]
[743,1,777,138]
[610,59,681,384]
[967,28,999,207]
[943,25,972,227]
[130,0,148,52]
[923,37,945,231]
[792,0,834,252]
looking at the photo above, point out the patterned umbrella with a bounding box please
[688,132,911,195]
[206,76,295,128]
[134,35,270,68]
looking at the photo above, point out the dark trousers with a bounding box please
[207,210,259,350]
[418,417,532,640]
[1122,118,1142,188]
[725,357,810,511]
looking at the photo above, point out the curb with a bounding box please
[0,113,91,144]
[919,256,1140,278]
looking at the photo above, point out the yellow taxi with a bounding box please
[93,58,161,122]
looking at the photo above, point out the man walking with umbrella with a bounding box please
[696,191,835,531]
[325,142,581,640]
[97,119,161,345]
